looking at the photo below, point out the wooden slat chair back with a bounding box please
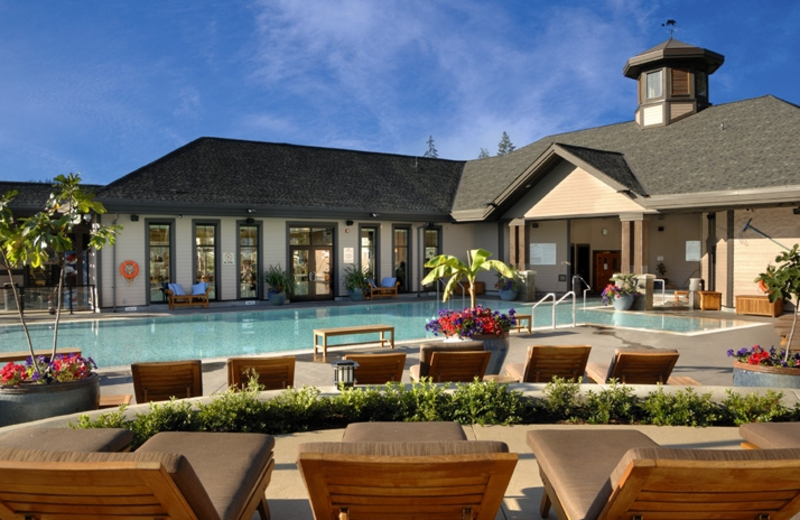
[297,441,517,520]
[599,449,800,520]
[522,345,591,383]
[428,350,491,383]
[227,355,296,390]
[343,352,407,384]
[587,349,680,385]
[131,359,203,403]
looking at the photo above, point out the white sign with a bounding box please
[223,252,234,265]
[343,247,354,264]
[530,243,556,265]
[686,241,701,262]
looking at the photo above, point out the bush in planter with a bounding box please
[0,174,120,384]
[261,264,295,303]
[343,265,372,298]
[755,244,800,364]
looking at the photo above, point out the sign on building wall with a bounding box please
[530,243,557,265]
[686,241,701,262]
[343,247,354,264]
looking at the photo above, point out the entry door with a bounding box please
[290,226,334,301]
[594,251,621,291]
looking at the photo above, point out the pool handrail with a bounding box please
[434,278,466,309]
[572,275,592,308]
[531,292,577,330]
[654,278,666,304]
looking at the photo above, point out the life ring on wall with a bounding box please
[120,260,139,280]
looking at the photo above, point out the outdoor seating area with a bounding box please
[367,277,400,299]
[503,344,591,383]
[585,348,700,386]
[165,282,212,310]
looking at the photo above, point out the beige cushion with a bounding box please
[342,421,468,442]
[0,427,132,452]
[739,422,800,449]
[526,429,659,520]
[137,431,274,520]
[298,440,508,457]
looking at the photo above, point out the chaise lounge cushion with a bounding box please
[341,421,468,442]
[299,440,509,457]
[739,422,800,449]
[137,431,274,520]
[0,426,133,452]
[527,429,659,520]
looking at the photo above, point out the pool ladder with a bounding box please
[530,291,577,331]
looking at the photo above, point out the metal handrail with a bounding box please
[572,275,591,308]
[435,279,466,309]
[531,293,556,329]
[555,291,577,328]
[653,278,666,304]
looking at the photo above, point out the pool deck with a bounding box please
[0,297,795,519]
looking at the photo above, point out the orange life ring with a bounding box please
[120,260,139,280]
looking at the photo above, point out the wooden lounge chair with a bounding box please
[227,355,296,390]
[368,277,400,299]
[0,427,133,452]
[409,340,485,381]
[585,348,699,385]
[0,431,275,520]
[297,440,517,520]
[131,359,203,403]
[423,350,492,383]
[342,352,406,384]
[528,428,800,520]
[739,422,800,449]
[504,345,591,382]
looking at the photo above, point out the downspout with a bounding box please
[112,214,118,313]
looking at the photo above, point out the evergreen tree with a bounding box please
[497,131,515,155]
[423,135,438,158]
[478,148,490,159]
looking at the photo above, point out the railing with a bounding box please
[653,278,666,304]
[2,285,97,314]
[531,291,577,330]
[572,275,592,309]
[434,279,466,309]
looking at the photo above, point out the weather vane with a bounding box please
[662,19,677,38]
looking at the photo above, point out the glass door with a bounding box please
[239,224,259,299]
[290,226,334,301]
[393,226,410,293]
[148,223,172,303]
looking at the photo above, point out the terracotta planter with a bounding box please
[732,361,800,389]
[0,372,100,427]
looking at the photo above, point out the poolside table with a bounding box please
[313,325,395,361]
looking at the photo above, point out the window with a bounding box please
[239,224,259,299]
[696,70,708,98]
[360,226,378,277]
[194,223,216,300]
[393,226,410,293]
[148,223,171,303]
[423,227,441,289]
[645,70,662,99]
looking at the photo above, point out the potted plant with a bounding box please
[601,273,640,310]
[655,262,668,285]
[261,264,295,305]
[0,174,121,426]
[495,268,521,301]
[343,265,371,301]
[421,249,517,374]
[729,244,800,387]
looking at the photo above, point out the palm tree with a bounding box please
[422,248,515,308]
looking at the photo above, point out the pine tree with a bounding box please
[497,132,515,156]
[423,135,438,158]
[478,148,490,159]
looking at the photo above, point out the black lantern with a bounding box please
[332,360,358,388]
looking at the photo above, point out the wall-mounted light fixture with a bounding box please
[793,207,800,216]
[658,226,665,232]
[245,218,255,225]
[345,220,354,226]
[247,208,255,214]
[130,214,139,222]
[370,213,379,218]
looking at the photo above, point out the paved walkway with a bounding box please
[0,298,793,519]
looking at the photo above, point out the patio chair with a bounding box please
[504,345,591,383]
[297,440,517,520]
[342,352,406,384]
[0,431,275,520]
[739,422,800,449]
[131,359,203,403]
[527,428,800,520]
[585,348,699,385]
[165,282,211,310]
[421,350,492,383]
[409,340,485,380]
[227,355,296,390]
[368,277,400,299]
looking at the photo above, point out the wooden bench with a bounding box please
[313,325,394,361]
[166,287,211,310]
[736,294,783,317]
[514,313,532,334]
[0,347,82,364]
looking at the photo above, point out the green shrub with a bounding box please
[719,389,789,425]
[641,387,719,427]
[584,382,641,424]
[541,377,583,422]
[450,379,523,425]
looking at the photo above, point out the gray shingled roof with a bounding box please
[454,95,800,213]
[0,181,104,212]
[98,138,465,219]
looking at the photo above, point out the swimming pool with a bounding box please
[0,298,757,369]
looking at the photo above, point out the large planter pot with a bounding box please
[732,361,800,388]
[348,288,365,301]
[0,372,100,427]
[612,294,635,311]
[474,334,510,375]
[499,289,518,301]
[268,290,286,306]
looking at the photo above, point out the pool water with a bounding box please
[0,298,756,369]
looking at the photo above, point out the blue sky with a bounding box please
[1,1,798,185]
